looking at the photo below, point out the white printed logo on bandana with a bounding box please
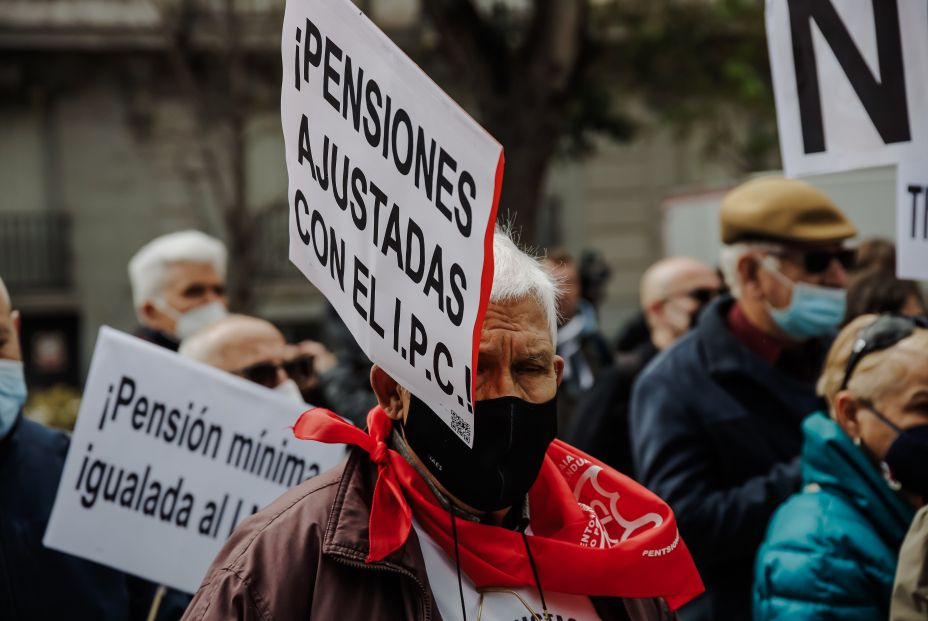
[560,455,663,548]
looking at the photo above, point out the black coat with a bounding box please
[565,341,658,476]
[0,415,143,620]
[629,297,826,621]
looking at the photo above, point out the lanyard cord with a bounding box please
[521,531,550,620]
[451,509,467,621]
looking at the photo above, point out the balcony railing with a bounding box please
[0,211,72,291]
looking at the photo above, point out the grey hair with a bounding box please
[489,228,559,345]
[718,241,784,297]
[128,230,227,316]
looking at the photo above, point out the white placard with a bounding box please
[43,327,345,593]
[281,0,504,446]
[896,158,928,280]
[767,0,928,177]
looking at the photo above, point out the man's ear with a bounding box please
[553,354,565,388]
[370,365,405,420]
[833,391,860,441]
[737,253,762,299]
[11,309,20,332]
[140,301,158,322]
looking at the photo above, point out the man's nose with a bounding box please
[823,258,848,288]
[204,285,225,303]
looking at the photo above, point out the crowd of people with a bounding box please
[1,175,926,620]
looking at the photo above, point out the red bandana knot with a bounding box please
[370,440,388,464]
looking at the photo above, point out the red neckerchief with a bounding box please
[293,407,704,611]
[726,301,785,365]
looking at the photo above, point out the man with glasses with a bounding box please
[128,230,229,350]
[179,315,309,403]
[630,177,857,621]
[566,257,722,474]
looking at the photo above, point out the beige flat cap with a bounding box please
[721,177,857,245]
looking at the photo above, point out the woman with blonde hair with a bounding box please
[753,314,928,620]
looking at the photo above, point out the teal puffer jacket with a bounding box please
[753,412,916,621]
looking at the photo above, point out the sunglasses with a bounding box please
[840,314,928,391]
[666,287,722,305]
[235,355,315,389]
[777,248,856,275]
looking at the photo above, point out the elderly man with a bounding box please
[183,230,702,620]
[179,314,306,402]
[630,177,857,621]
[566,257,721,473]
[0,276,141,619]
[128,230,229,350]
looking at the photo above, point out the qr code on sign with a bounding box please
[450,412,472,445]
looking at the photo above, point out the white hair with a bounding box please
[718,241,783,297]
[489,228,559,344]
[128,230,227,313]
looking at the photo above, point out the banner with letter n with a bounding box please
[766,0,928,177]
[43,327,345,593]
[896,158,928,280]
[281,0,504,446]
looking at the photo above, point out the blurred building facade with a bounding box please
[0,0,737,388]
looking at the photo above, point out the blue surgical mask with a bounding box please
[0,359,27,440]
[762,257,846,340]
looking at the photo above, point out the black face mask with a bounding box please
[402,395,558,513]
[884,424,928,501]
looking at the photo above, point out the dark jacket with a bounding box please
[183,447,677,621]
[565,341,658,475]
[133,326,180,352]
[629,296,825,621]
[0,414,142,620]
[754,413,916,621]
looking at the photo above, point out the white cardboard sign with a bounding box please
[896,158,928,280]
[281,0,504,446]
[44,327,345,593]
[766,0,928,177]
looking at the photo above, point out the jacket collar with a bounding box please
[801,412,916,546]
[322,448,434,617]
[696,296,826,420]
[698,295,774,378]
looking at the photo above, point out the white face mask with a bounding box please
[156,299,229,340]
[274,378,305,404]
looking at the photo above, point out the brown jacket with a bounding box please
[891,504,928,621]
[183,448,677,620]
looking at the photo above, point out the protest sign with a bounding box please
[281,0,504,446]
[896,158,928,280]
[44,327,345,593]
[766,0,928,177]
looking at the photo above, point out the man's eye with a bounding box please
[183,285,206,298]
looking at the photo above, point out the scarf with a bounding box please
[293,406,704,610]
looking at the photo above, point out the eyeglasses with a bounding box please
[666,287,722,305]
[777,248,856,275]
[234,355,314,389]
[839,314,928,391]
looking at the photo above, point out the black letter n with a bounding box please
[787,0,910,154]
